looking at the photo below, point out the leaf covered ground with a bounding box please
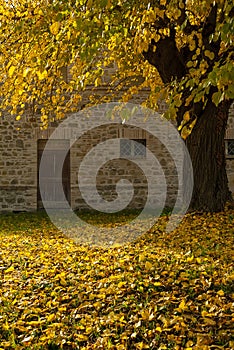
[0,210,233,350]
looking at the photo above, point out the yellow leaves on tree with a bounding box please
[1,0,232,126]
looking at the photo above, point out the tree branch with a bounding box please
[143,32,186,84]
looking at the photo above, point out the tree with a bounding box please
[0,0,233,211]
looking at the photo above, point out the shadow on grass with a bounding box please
[0,207,173,233]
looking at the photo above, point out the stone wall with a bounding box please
[0,115,38,211]
[70,122,181,211]
[0,97,234,212]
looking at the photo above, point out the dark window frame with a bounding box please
[226,140,234,158]
[120,138,147,159]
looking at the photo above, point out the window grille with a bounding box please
[226,140,234,156]
[120,139,146,158]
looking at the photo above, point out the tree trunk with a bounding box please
[143,26,233,212]
[185,100,232,212]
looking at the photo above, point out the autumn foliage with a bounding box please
[0,211,233,349]
[0,0,233,127]
[0,0,233,212]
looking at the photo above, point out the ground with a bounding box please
[0,210,233,350]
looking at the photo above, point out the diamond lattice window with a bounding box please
[120,139,131,157]
[227,140,234,156]
[120,139,146,158]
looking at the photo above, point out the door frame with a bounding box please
[37,139,71,209]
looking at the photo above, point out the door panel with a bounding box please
[38,140,70,208]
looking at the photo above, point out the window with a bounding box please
[226,140,234,157]
[120,139,146,158]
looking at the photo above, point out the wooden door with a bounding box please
[38,140,70,208]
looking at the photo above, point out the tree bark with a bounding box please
[142,9,233,212]
[185,100,232,212]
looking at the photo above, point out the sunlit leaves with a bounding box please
[0,209,233,348]
[8,66,17,78]
[0,0,233,128]
[49,21,61,36]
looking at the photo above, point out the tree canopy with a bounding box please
[0,0,233,129]
[0,0,234,212]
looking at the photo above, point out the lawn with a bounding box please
[0,209,233,349]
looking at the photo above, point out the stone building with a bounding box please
[0,81,234,212]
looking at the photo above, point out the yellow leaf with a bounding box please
[47,314,56,322]
[47,322,63,328]
[217,290,225,296]
[27,320,42,326]
[85,326,92,334]
[93,301,102,309]
[118,281,127,288]
[3,322,9,330]
[116,345,128,350]
[178,299,186,310]
[16,116,21,121]
[97,293,106,299]
[145,261,153,270]
[94,77,101,87]
[185,340,194,348]
[183,111,190,122]
[154,282,162,286]
[203,317,216,326]
[37,70,47,80]
[201,310,209,317]
[58,306,66,312]
[162,28,170,36]
[59,277,67,286]
[186,255,194,262]
[204,50,215,60]
[8,65,16,77]
[5,266,14,273]
[75,334,88,342]
[141,309,150,320]
[23,68,31,77]
[136,341,149,349]
[50,22,60,35]
[119,315,126,323]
